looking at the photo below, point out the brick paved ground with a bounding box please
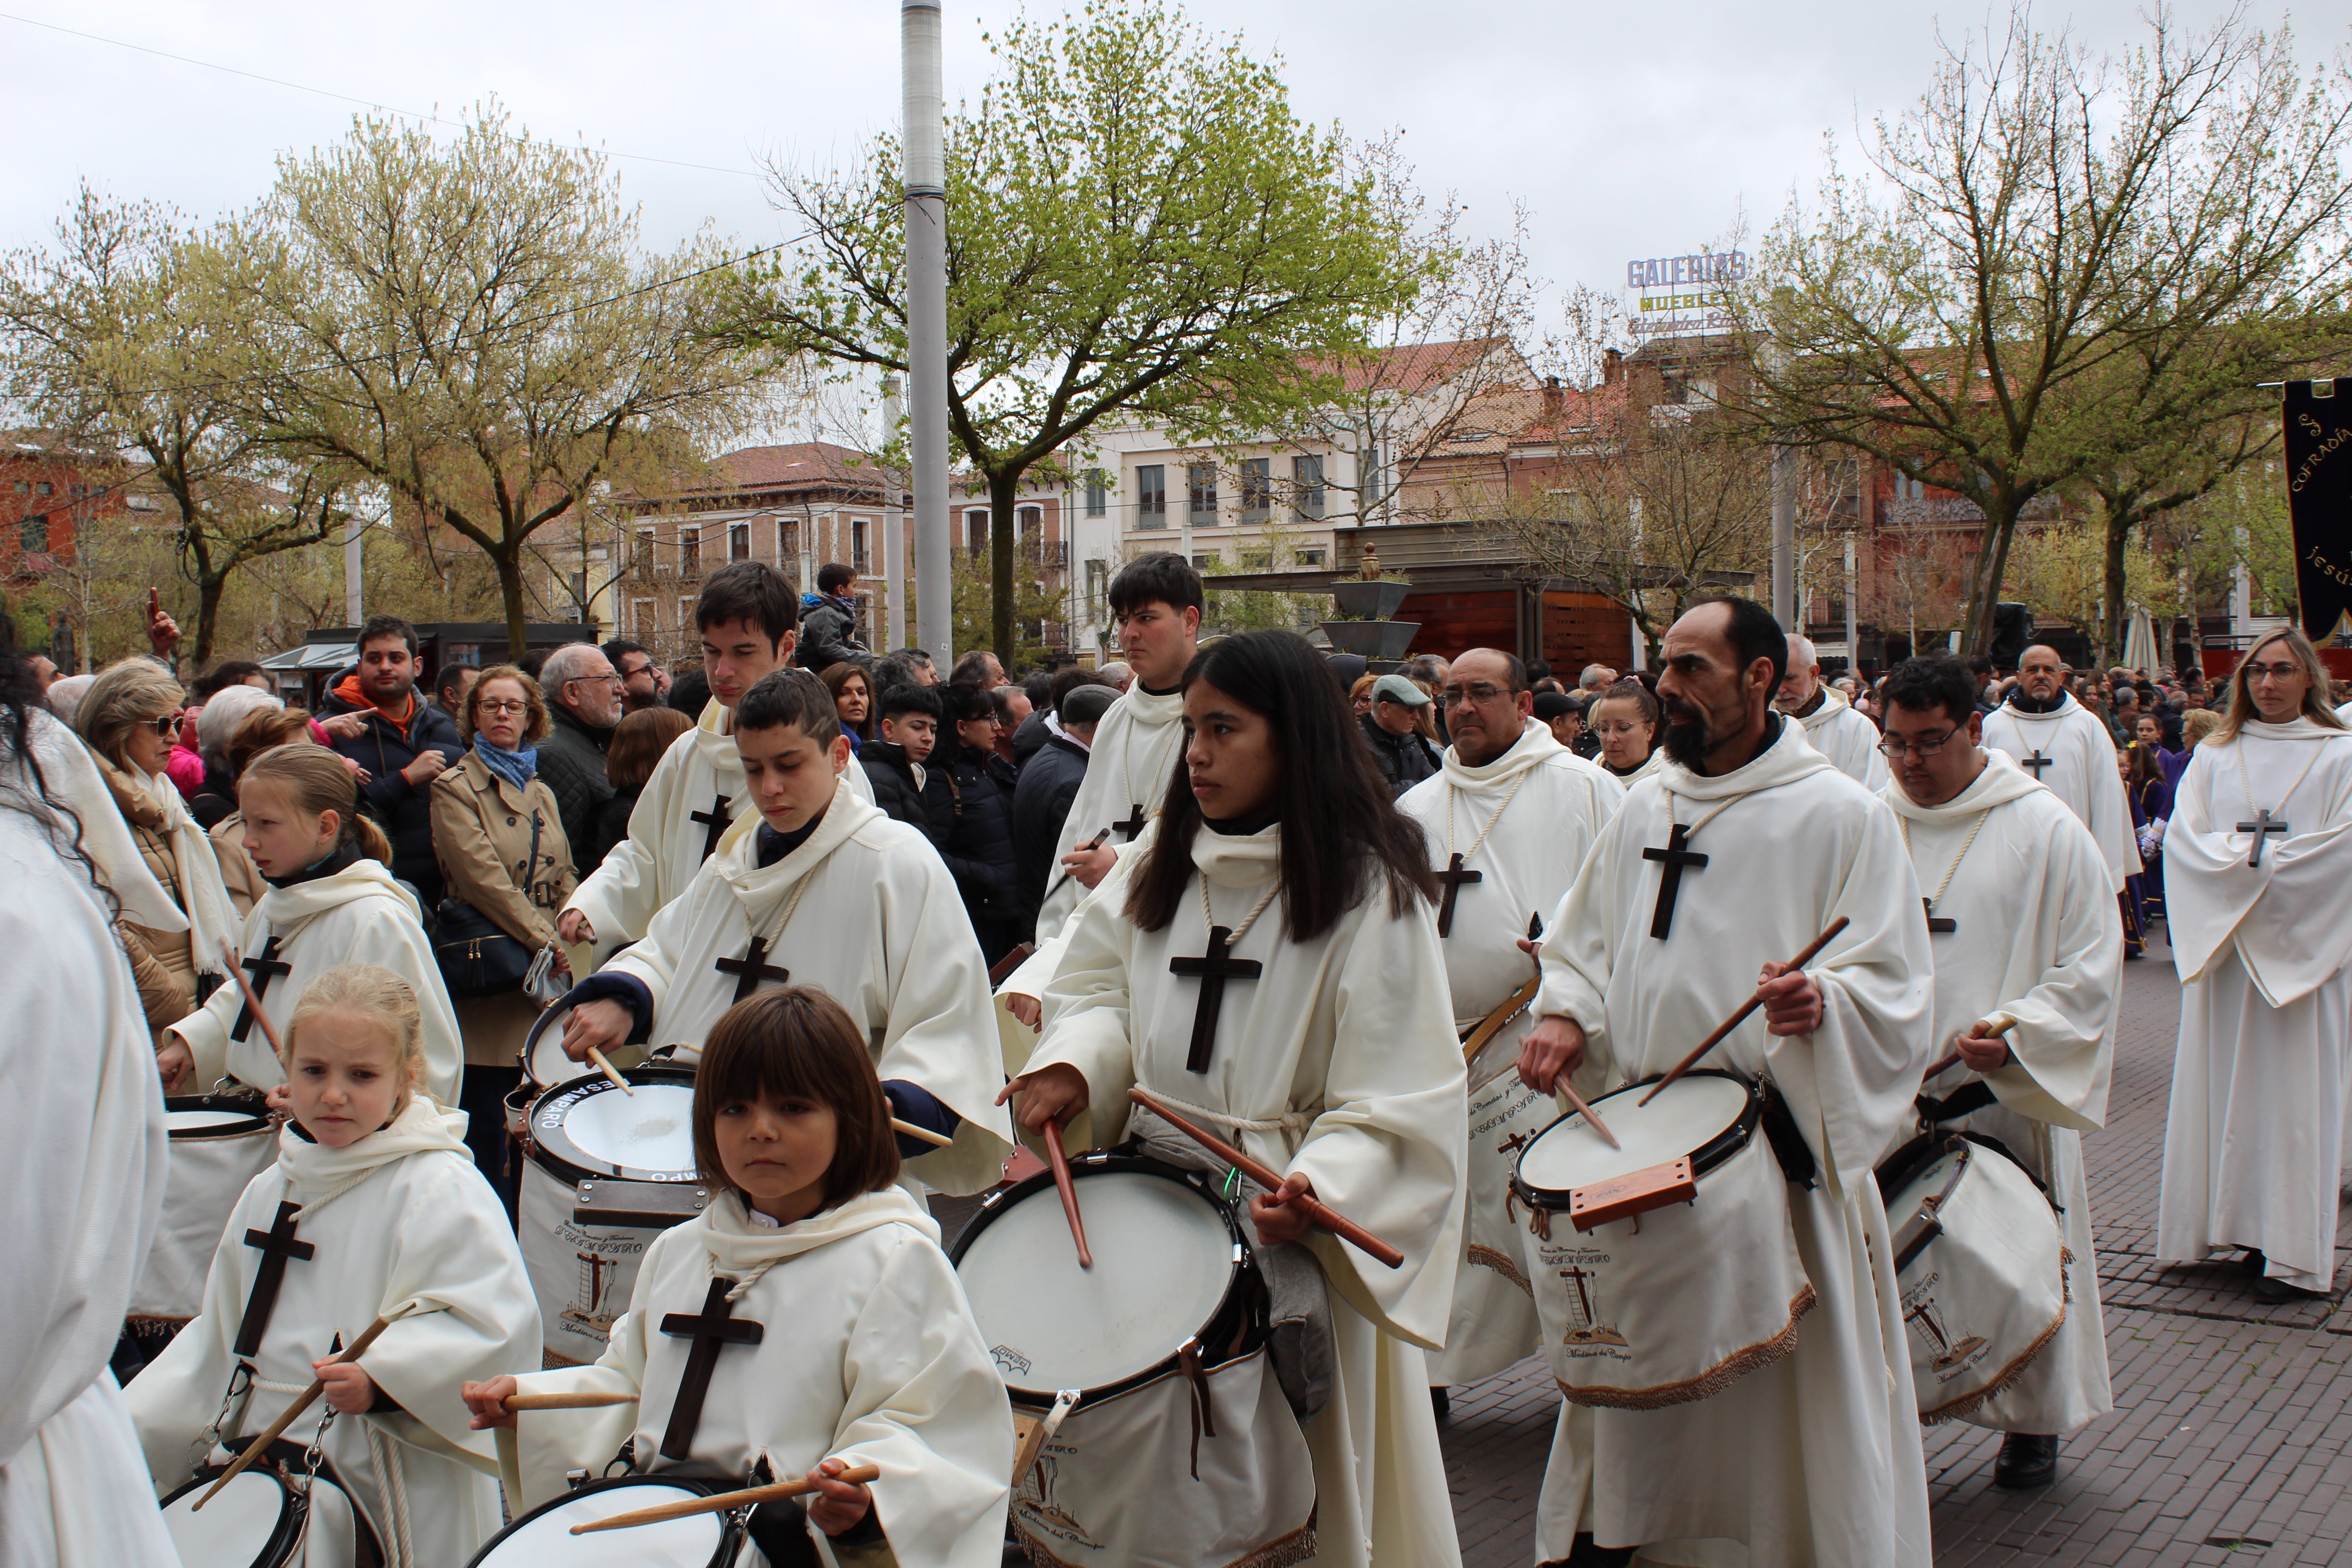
[1440,924,2352,1567]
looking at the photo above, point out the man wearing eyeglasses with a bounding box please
[1880,653,2122,1490]
[536,642,624,877]
[1980,644,2142,895]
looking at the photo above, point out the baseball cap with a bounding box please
[1371,673,1432,707]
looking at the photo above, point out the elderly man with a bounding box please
[537,642,623,877]
[1777,633,1890,789]
[1578,663,1617,694]
[1362,672,1443,797]
[951,649,1007,689]
[1981,644,2142,893]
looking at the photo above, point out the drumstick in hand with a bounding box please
[585,1045,634,1097]
[194,1317,392,1508]
[891,1117,955,1148]
[218,939,289,1062]
[1640,916,1851,1106]
[1128,1089,1405,1269]
[1042,1118,1093,1267]
[1041,829,1112,902]
[1920,1012,2019,1084]
[570,1464,883,1534]
[1556,1080,1621,1150]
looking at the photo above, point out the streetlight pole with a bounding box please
[903,0,952,663]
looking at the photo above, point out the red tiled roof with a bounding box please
[671,442,887,499]
[1309,338,1506,396]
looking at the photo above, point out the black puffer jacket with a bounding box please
[860,741,951,846]
[1011,732,1088,933]
[535,702,615,879]
[1359,711,1441,799]
[937,741,1023,960]
[318,673,464,907]
[797,594,870,673]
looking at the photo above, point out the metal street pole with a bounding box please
[903,0,952,663]
[1770,445,1795,628]
[880,374,907,652]
[344,512,364,627]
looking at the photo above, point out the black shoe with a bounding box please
[2252,1274,2326,1305]
[2241,1249,2267,1275]
[1992,1432,2058,1489]
[1563,1537,1637,1567]
[1430,1386,1450,1424]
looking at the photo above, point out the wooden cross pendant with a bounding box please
[230,937,292,1043]
[657,1277,765,1460]
[713,936,790,1003]
[1923,898,1957,934]
[2236,807,2290,869]
[1641,825,1710,940]
[690,794,734,862]
[1435,853,1483,938]
[1112,803,1149,842]
[2019,750,2055,779]
[232,1199,316,1358]
[1170,926,1264,1073]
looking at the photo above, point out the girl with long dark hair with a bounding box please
[1004,629,1467,1568]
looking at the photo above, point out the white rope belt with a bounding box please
[1135,1091,1313,1135]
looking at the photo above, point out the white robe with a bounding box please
[507,1188,1012,1568]
[0,805,181,1568]
[1532,717,1935,1568]
[2156,718,2352,1290]
[1030,822,1469,1568]
[1980,693,2142,891]
[1032,682,1187,945]
[1884,751,2121,1434]
[168,857,465,1105]
[564,699,874,962]
[1790,686,1890,792]
[603,777,1015,1195]
[1397,723,1622,1385]
[127,1099,540,1567]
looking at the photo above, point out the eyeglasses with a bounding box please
[149,713,181,739]
[1877,725,1963,759]
[1439,683,1511,705]
[476,699,530,716]
[566,671,622,688]
[2244,662,2304,682]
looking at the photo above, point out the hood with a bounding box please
[332,671,416,727]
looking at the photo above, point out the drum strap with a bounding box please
[1176,1341,1218,1481]
[1916,1081,1999,1124]
[1755,1079,1819,1190]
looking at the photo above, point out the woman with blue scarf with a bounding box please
[429,663,580,1203]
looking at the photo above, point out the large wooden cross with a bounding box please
[690,794,733,862]
[232,1199,315,1357]
[1641,824,1709,940]
[2236,807,2290,869]
[1435,853,1483,938]
[657,1277,765,1460]
[2019,750,2055,779]
[1558,1264,1597,1326]
[1923,898,1956,935]
[713,936,789,1003]
[1170,926,1264,1073]
[230,937,291,1043]
[1112,802,1149,842]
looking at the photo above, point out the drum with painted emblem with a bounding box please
[463,1475,740,1568]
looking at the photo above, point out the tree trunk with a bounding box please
[191,573,228,670]
[496,545,530,659]
[988,466,1025,662]
[2102,501,2132,668]
[1961,499,2024,656]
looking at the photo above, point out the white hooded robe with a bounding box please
[1980,693,2142,892]
[1790,686,1890,792]
[1029,682,1187,947]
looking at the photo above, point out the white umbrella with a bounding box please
[2123,608,2160,675]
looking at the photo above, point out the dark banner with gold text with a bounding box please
[2286,377,2352,642]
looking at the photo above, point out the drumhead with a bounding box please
[1516,1070,1756,1200]
[162,1095,271,1139]
[952,1156,1241,1401]
[520,1003,652,1090]
[158,1469,296,1568]
[466,1477,731,1568]
[528,1070,701,1185]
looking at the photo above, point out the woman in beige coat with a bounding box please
[74,659,239,1088]
[431,663,577,1195]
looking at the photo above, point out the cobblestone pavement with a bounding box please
[1441,924,2352,1567]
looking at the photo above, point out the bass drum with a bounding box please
[1877,1131,2070,1424]
[131,1095,277,1328]
[520,1068,702,1366]
[952,1152,1317,1568]
[157,1440,380,1568]
[464,1476,740,1568]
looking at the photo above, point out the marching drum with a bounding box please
[952,1152,1317,1568]
[464,1476,740,1568]
[158,1442,378,1568]
[519,1067,702,1365]
[1512,1069,1815,1409]
[513,1003,650,1132]
[1435,1066,1555,1385]
[132,1095,278,1329]
[1877,1132,2069,1423]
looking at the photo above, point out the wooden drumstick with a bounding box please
[502,1391,639,1411]
[193,1317,392,1508]
[1127,1089,1405,1269]
[1043,1119,1093,1268]
[585,1045,635,1097]
[1556,1080,1620,1151]
[569,1463,883,1534]
[217,938,288,1061]
[891,1116,955,1149]
[1920,1012,2019,1084]
[1040,829,1112,902]
[1640,916,1852,1107]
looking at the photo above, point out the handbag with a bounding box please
[434,811,541,999]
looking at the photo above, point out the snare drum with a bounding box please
[158,1441,377,1568]
[132,1095,277,1327]
[464,1476,740,1568]
[1433,1070,1554,1386]
[1512,1069,1815,1409]
[952,1153,1318,1568]
[518,1000,649,1099]
[1877,1132,2069,1423]
[520,1068,701,1365]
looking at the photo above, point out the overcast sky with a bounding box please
[4,0,2333,343]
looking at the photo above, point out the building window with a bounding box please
[633,527,655,576]
[775,519,798,559]
[965,509,990,555]
[33,482,51,497]
[9,481,24,495]
[1187,463,1217,521]
[1240,458,1271,522]
[632,598,655,637]
[851,518,869,573]
[1292,455,1324,519]
[1017,505,1042,544]
[1191,553,1216,570]
[569,569,588,608]
[20,514,48,553]
[1085,469,1106,516]
[729,523,750,561]
[678,596,696,632]
[1136,466,1166,528]
[1298,549,1325,566]
[1085,558,1109,621]
[679,526,701,577]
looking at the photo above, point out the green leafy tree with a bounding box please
[726,0,1425,657]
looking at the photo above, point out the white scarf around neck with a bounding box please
[1121,681,1188,730]
[252,853,421,931]
[2002,690,2083,724]
[1441,718,1563,788]
[14,708,186,933]
[1654,711,1835,804]
[2234,715,2346,744]
[128,760,240,973]
[710,773,885,888]
[1884,745,2043,825]
[699,1186,938,1299]
[1191,819,1281,888]
[277,1093,471,1196]
[1790,685,1853,730]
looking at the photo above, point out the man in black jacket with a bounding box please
[797,562,871,673]
[536,642,622,876]
[1011,680,1114,940]
[936,681,1024,961]
[317,614,463,907]
[859,682,951,843]
[1359,672,1442,797]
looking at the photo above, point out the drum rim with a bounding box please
[1874,1129,2048,1208]
[162,1092,273,1139]
[950,1150,1255,1409]
[461,1474,739,1568]
[518,999,599,1093]
[1509,1067,1762,1208]
[526,1068,703,1186]
[160,1438,380,1568]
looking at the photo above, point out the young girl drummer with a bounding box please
[128,966,541,1566]
[166,742,466,1104]
[463,986,1012,1568]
